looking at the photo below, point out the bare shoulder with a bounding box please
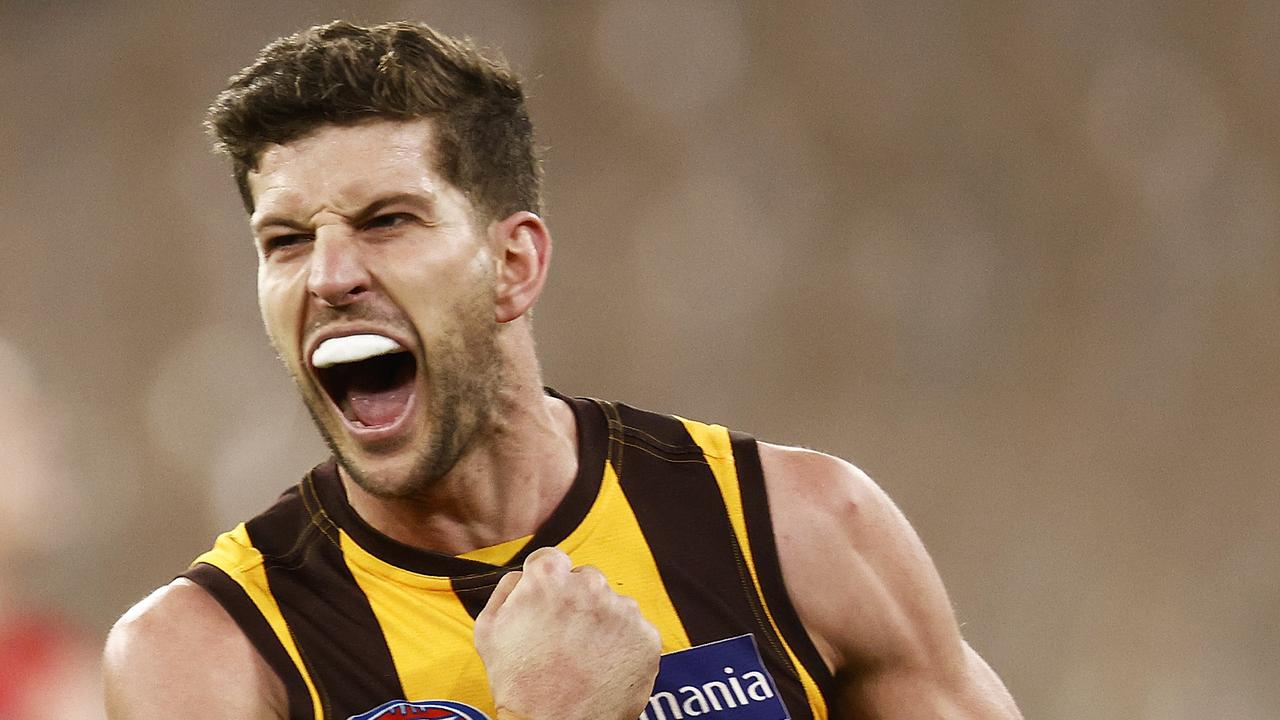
[103,579,284,719]
[757,442,1021,718]
[757,443,939,670]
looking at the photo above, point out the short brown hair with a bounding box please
[207,20,541,220]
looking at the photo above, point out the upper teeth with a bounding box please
[312,334,405,368]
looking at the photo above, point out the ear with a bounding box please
[489,211,552,323]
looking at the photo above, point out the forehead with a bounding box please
[248,119,452,217]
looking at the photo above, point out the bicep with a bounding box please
[760,444,1020,719]
[104,579,284,719]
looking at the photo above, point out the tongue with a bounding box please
[348,384,412,427]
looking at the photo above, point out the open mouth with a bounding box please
[311,334,418,430]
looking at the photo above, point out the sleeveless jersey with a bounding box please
[183,393,838,720]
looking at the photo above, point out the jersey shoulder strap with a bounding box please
[181,483,323,719]
[593,399,838,714]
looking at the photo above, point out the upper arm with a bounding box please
[758,443,1021,719]
[103,578,285,719]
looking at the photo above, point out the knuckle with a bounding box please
[524,547,570,574]
[643,622,662,649]
[573,564,608,588]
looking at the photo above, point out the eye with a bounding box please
[363,213,415,231]
[261,233,311,255]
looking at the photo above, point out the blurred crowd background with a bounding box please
[2,1,1278,717]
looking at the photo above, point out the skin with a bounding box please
[247,120,578,552]
[762,444,1022,718]
[474,548,662,719]
[104,118,1021,719]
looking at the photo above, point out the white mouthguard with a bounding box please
[311,334,405,368]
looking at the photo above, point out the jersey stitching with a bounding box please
[612,406,801,685]
[215,532,270,575]
[657,419,803,687]
[726,519,798,679]
[615,439,713,464]
[301,475,343,548]
[260,479,339,575]
[708,438,802,683]
[226,556,268,574]
[600,400,626,480]
[285,479,338,716]
[287,615,333,718]
[621,423,701,453]
[451,580,506,593]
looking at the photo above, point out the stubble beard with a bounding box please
[297,286,504,501]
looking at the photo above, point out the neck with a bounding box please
[341,324,578,556]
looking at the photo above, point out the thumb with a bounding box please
[478,570,523,620]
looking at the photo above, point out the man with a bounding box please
[104,20,1021,720]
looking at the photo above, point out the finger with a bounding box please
[569,563,609,591]
[523,546,572,577]
[479,570,523,617]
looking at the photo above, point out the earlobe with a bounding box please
[492,211,552,323]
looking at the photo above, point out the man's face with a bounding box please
[249,119,502,497]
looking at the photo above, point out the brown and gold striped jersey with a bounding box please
[183,392,837,720]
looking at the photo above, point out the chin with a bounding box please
[327,413,471,501]
[325,427,442,500]
[292,363,433,495]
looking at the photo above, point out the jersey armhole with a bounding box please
[729,431,841,705]
[181,562,317,719]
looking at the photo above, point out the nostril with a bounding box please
[311,282,368,307]
[307,269,370,306]
[306,237,371,305]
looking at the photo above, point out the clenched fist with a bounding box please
[473,547,662,720]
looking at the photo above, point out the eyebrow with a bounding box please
[250,192,438,234]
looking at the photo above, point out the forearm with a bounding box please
[839,646,1021,720]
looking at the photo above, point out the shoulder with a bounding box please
[755,443,963,672]
[757,442,914,572]
[757,443,882,532]
[103,579,285,719]
[756,443,1022,716]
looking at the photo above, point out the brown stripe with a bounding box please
[450,569,515,620]
[608,401,750,644]
[607,402,814,718]
[182,562,315,719]
[246,478,403,719]
[732,431,840,709]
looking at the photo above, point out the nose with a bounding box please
[306,233,370,307]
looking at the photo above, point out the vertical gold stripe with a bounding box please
[335,459,693,714]
[194,523,324,719]
[560,461,693,653]
[678,419,829,720]
[339,530,497,713]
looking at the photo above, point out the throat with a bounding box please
[337,391,582,554]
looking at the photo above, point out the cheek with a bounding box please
[392,268,493,332]
[257,265,307,350]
